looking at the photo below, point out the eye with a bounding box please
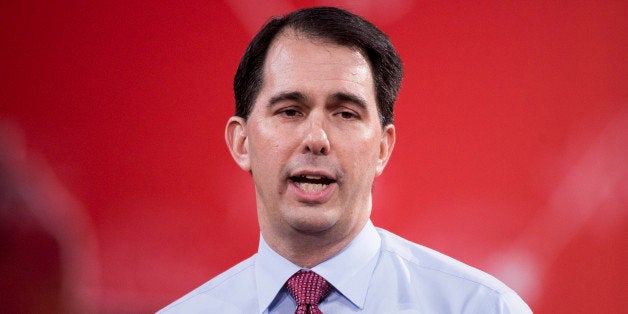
[278,108,302,118]
[336,110,359,120]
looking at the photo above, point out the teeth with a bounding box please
[304,175,323,180]
[295,182,327,192]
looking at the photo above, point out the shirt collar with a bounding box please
[255,235,301,314]
[254,220,381,312]
[312,220,381,309]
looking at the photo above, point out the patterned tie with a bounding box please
[285,270,332,314]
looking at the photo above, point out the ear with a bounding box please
[375,124,396,176]
[225,116,251,172]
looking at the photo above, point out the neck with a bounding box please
[261,219,368,268]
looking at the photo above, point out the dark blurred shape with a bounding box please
[0,121,99,313]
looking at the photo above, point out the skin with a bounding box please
[226,29,395,268]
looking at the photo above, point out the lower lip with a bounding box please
[288,180,337,203]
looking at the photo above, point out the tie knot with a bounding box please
[285,270,332,307]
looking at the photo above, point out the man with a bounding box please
[160,6,531,313]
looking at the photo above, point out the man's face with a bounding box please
[227,30,395,241]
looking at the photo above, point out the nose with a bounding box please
[302,122,330,155]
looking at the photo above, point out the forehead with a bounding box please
[267,29,367,61]
[265,30,370,72]
[259,30,375,100]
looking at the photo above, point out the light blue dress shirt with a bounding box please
[159,220,531,313]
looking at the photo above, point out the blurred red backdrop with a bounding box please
[1,1,626,313]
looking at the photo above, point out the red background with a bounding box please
[1,1,626,312]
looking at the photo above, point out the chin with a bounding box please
[287,212,338,235]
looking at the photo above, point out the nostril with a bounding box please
[303,128,330,155]
[307,143,329,155]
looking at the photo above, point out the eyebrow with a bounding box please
[268,91,308,108]
[268,91,368,110]
[328,92,367,110]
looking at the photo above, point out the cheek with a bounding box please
[342,140,381,176]
[345,130,380,159]
[248,124,294,169]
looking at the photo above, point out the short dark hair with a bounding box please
[233,6,403,127]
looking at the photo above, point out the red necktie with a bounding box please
[285,270,332,314]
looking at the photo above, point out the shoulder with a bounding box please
[158,255,257,313]
[377,228,509,292]
[375,228,531,313]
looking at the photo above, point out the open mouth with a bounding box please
[289,175,336,193]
